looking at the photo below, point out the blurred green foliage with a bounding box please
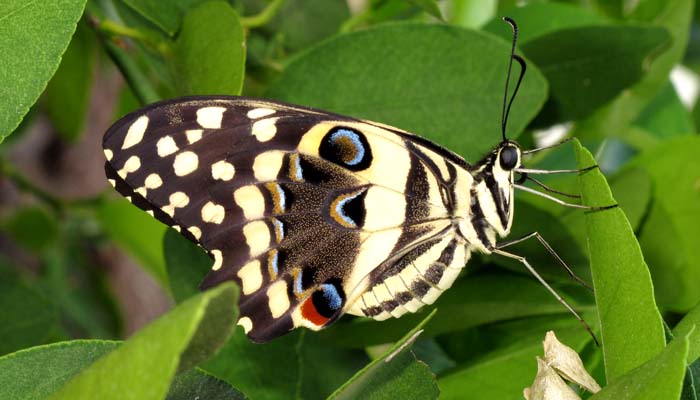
[1,0,700,398]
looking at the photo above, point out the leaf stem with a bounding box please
[241,0,286,28]
[101,38,161,105]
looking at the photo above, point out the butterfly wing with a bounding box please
[103,96,471,342]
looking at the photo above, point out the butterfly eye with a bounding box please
[499,145,519,170]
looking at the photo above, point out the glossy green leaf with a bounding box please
[266,0,350,52]
[407,0,443,19]
[121,0,210,36]
[44,20,96,142]
[97,199,168,288]
[173,1,246,96]
[164,230,211,303]
[633,81,695,140]
[0,340,119,400]
[0,0,87,142]
[267,23,548,160]
[450,0,497,28]
[439,321,592,399]
[320,274,594,348]
[166,369,246,400]
[0,262,62,356]
[674,301,700,364]
[574,0,692,140]
[521,25,669,123]
[574,139,665,382]
[1,207,57,251]
[51,283,238,399]
[590,334,690,400]
[483,2,606,43]
[631,137,700,310]
[330,311,439,400]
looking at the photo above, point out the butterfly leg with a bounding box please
[497,231,592,291]
[491,247,599,346]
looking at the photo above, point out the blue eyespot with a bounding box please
[320,127,372,171]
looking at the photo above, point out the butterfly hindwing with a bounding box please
[103,96,469,342]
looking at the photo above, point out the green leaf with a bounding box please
[266,0,350,52]
[407,0,443,19]
[520,25,670,123]
[574,139,665,382]
[164,229,211,303]
[121,0,210,36]
[631,137,700,310]
[0,262,62,356]
[320,274,593,348]
[173,1,246,96]
[51,283,238,399]
[0,340,119,400]
[166,368,246,400]
[330,311,439,399]
[573,0,693,140]
[0,0,87,142]
[450,0,497,28]
[675,301,700,364]
[633,81,695,140]
[1,206,57,251]
[267,23,548,160]
[439,320,592,399]
[589,334,690,400]
[44,20,96,142]
[97,199,168,288]
[483,2,607,43]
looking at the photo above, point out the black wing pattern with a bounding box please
[103,96,472,342]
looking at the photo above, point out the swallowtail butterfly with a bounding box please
[103,18,598,343]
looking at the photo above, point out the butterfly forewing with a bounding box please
[103,96,470,342]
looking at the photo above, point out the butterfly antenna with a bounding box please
[501,17,527,142]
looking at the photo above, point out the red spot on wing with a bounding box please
[301,297,329,326]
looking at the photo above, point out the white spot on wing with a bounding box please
[188,226,202,240]
[252,151,284,181]
[162,192,190,217]
[211,249,223,270]
[237,260,263,294]
[243,220,270,257]
[211,160,235,181]
[251,118,278,142]
[104,149,113,161]
[247,108,276,119]
[117,155,141,178]
[237,317,253,334]
[173,151,199,176]
[122,115,149,149]
[234,185,265,219]
[144,173,163,189]
[157,136,178,157]
[197,106,226,129]
[267,280,290,318]
[186,129,203,144]
[201,201,225,224]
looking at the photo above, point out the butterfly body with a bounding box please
[103,96,522,342]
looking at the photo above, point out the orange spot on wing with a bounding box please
[301,297,329,326]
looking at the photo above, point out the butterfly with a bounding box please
[102,18,597,343]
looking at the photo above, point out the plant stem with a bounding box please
[101,38,161,105]
[241,0,286,28]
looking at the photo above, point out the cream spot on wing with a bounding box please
[211,160,235,181]
[162,191,190,217]
[211,249,223,270]
[188,226,202,240]
[186,129,203,144]
[144,173,163,189]
[117,155,141,178]
[108,179,116,187]
[122,115,149,149]
[252,151,284,181]
[267,280,290,318]
[251,118,278,142]
[247,108,276,119]
[173,151,199,176]
[234,185,265,219]
[135,187,147,196]
[157,136,178,157]
[243,220,270,257]
[173,225,181,232]
[237,317,253,334]
[201,201,225,224]
[146,210,154,216]
[237,260,263,295]
[104,149,113,161]
[196,106,226,129]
